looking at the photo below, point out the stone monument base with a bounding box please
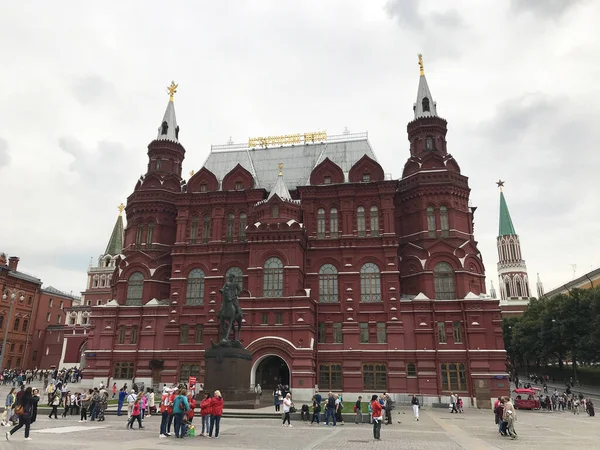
[204,343,258,409]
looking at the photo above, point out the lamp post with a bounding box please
[1,290,24,369]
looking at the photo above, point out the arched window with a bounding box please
[319,264,338,303]
[202,215,211,243]
[440,206,449,237]
[186,269,205,305]
[239,213,247,242]
[13,318,20,331]
[226,213,235,243]
[100,275,106,288]
[360,263,381,302]
[135,224,144,248]
[515,278,523,297]
[357,206,366,237]
[427,206,436,237]
[370,206,379,237]
[426,136,434,150]
[190,216,199,244]
[434,262,455,300]
[263,257,283,297]
[505,280,512,298]
[225,267,243,291]
[330,208,338,238]
[21,319,28,333]
[317,208,325,239]
[93,275,99,288]
[422,97,430,112]
[126,272,144,306]
[510,241,516,260]
[146,221,155,246]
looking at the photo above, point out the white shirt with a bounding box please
[283,398,292,413]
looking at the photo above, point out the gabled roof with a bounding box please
[499,191,516,236]
[203,134,377,191]
[267,168,292,201]
[156,100,179,143]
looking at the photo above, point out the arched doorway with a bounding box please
[255,355,290,391]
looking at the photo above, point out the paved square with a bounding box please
[0,405,595,450]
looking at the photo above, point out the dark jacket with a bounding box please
[411,396,420,406]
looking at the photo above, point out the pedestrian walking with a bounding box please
[354,396,363,424]
[411,394,420,421]
[282,393,293,427]
[6,387,38,441]
[370,394,382,440]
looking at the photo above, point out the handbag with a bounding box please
[14,405,24,416]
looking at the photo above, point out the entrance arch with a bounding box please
[251,354,290,391]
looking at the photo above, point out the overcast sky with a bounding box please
[1,0,598,297]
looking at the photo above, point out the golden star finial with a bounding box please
[189,170,195,177]
[278,163,283,176]
[118,203,125,215]
[496,179,505,192]
[418,53,424,76]
[167,81,178,102]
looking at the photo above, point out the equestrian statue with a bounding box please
[216,273,243,346]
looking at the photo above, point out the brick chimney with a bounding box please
[8,256,19,271]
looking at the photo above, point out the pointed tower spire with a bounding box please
[268,163,292,201]
[497,180,516,236]
[490,280,497,299]
[413,54,438,119]
[156,81,180,143]
[104,204,125,256]
[536,273,545,298]
[496,181,531,301]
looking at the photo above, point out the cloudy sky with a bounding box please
[1,0,598,296]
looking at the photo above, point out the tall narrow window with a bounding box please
[318,322,326,343]
[440,363,467,391]
[440,206,449,237]
[407,363,417,377]
[370,206,379,237]
[317,208,325,239]
[195,324,204,344]
[226,213,235,243]
[135,224,144,248]
[426,136,434,150]
[186,269,205,305]
[377,322,387,343]
[239,213,247,242]
[360,323,369,343]
[453,321,462,344]
[516,279,523,297]
[333,323,343,343]
[0,316,4,329]
[276,312,283,325]
[357,206,366,237]
[190,216,199,244]
[130,326,139,344]
[261,313,269,325]
[13,318,20,331]
[427,206,436,237]
[330,208,338,238]
[360,263,381,302]
[225,267,243,291]
[118,325,126,344]
[126,272,144,306]
[510,241,516,260]
[22,319,29,332]
[179,324,189,344]
[202,215,211,243]
[422,97,430,112]
[146,222,155,247]
[272,206,279,218]
[263,257,283,297]
[318,264,338,303]
[434,262,455,300]
[505,280,512,298]
[438,322,447,343]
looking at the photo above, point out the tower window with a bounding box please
[440,206,449,237]
[362,173,371,182]
[146,222,155,246]
[263,257,284,297]
[318,264,338,303]
[427,206,436,237]
[190,216,199,244]
[226,213,235,243]
[186,269,205,305]
[317,209,325,239]
[370,206,379,237]
[505,280,512,298]
[135,224,144,248]
[161,121,168,135]
[357,206,366,237]
[330,207,338,239]
[422,97,430,112]
[126,272,144,306]
[323,176,331,184]
[360,263,381,302]
[426,137,434,150]
[200,184,207,192]
[434,262,455,300]
[235,181,243,190]
[156,159,162,171]
[239,213,247,242]
[272,206,279,219]
[202,215,211,243]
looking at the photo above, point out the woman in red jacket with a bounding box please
[370,394,383,440]
[186,392,196,424]
[208,390,224,439]
[199,393,211,437]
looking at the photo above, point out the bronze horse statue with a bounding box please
[218,274,243,343]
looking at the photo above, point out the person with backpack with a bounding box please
[172,388,189,438]
[354,396,363,424]
[310,395,321,425]
[6,387,37,441]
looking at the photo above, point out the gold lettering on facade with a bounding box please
[248,131,327,148]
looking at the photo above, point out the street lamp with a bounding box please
[1,290,24,369]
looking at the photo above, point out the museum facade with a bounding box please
[84,62,507,406]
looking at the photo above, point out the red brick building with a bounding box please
[85,62,507,406]
[0,254,41,370]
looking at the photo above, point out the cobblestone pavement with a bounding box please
[0,405,596,450]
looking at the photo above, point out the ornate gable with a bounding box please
[348,154,384,183]
[222,163,255,191]
[309,157,344,185]
[188,167,219,193]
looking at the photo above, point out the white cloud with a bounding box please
[1,0,599,295]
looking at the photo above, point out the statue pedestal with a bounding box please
[204,344,257,408]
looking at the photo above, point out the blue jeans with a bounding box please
[160,411,169,435]
[209,415,221,437]
[173,412,184,437]
[201,415,210,434]
[325,409,336,426]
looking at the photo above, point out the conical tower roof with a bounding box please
[104,206,124,256]
[268,164,292,201]
[413,54,438,119]
[498,190,516,237]
[156,81,179,143]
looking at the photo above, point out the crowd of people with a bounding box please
[0,367,83,388]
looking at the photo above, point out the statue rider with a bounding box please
[220,273,242,319]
